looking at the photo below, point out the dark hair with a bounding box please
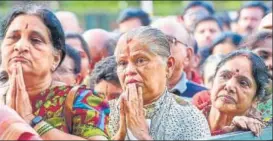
[193,15,223,32]
[240,30,272,50]
[117,8,151,26]
[215,12,232,30]
[65,32,91,63]
[193,40,199,55]
[208,32,243,54]
[237,1,269,21]
[90,56,120,88]
[0,5,66,68]
[182,1,215,16]
[65,44,81,74]
[214,49,269,100]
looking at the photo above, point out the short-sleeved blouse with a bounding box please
[32,85,110,139]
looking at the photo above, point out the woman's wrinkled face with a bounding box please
[115,36,169,103]
[210,56,257,115]
[1,15,57,78]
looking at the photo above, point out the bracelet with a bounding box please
[36,122,54,136]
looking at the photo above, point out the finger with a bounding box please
[6,66,17,108]
[122,93,130,114]
[119,96,126,126]
[236,118,248,130]
[137,86,144,115]
[16,62,26,91]
[128,83,137,102]
[246,121,258,136]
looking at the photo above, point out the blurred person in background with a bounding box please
[258,12,272,30]
[216,12,232,32]
[53,44,81,85]
[55,11,83,33]
[197,32,243,72]
[193,15,223,49]
[116,8,151,33]
[236,1,269,36]
[200,54,225,89]
[241,30,272,124]
[184,41,203,84]
[193,50,269,136]
[82,28,113,71]
[151,17,206,100]
[90,56,122,101]
[209,32,243,55]
[178,1,215,32]
[65,33,91,84]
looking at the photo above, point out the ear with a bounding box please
[177,15,184,24]
[166,56,175,79]
[183,48,193,67]
[52,51,62,71]
[193,54,201,68]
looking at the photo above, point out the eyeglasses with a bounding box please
[165,35,188,47]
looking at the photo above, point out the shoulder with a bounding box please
[169,93,207,121]
[167,94,211,139]
[186,81,207,91]
[71,85,110,114]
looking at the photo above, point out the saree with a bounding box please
[0,85,110,140]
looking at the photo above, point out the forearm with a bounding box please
[40,128,86,140]
[35,121,108,140]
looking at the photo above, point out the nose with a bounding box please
[124,62,137,77]
[14,38,30,53]
[224,78,237,94]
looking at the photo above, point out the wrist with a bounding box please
[139,133,152,140]
[24,114,35,125]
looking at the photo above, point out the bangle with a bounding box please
[36,122,54,136]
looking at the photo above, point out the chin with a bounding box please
[214,101,237,112]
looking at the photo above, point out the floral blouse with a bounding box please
[32,85,110,139]
[108,89,211,140]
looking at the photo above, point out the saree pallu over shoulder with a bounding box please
[32,85,110,139]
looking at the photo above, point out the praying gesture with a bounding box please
[6,62,34,124]
[118,83,152,140]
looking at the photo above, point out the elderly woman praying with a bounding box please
[108,26,211,140]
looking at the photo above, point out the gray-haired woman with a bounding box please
[109,26,211,140]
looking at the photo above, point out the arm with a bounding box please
[37,122,108,140]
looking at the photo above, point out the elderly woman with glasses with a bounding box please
[108,26,211,140]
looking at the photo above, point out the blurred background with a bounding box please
[0,1,271,31]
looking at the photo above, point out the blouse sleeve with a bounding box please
[71,88,110,139]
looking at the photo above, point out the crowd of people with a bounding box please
[0,1,272,140]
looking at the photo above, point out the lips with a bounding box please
[125,79,139,85]
[218,95,236,104]
[10,56,29,63]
